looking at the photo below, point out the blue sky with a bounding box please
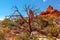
[0,0,60,20]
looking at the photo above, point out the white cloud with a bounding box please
[43,0,46,2]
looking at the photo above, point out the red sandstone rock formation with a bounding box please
[39,5,60,17]
[28,9,34,18]
[46,5,53,12]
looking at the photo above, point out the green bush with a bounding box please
[36,16,48,29]
[31,34,39,40]
[16,32,29,40]
[2,18,15,26]
[50,27,58,37]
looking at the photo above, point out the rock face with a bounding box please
[28,5,60,18]
[39,5,60,17]
[46,5,53,12]
[28,9,34,19]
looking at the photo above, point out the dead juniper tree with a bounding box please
[11,5,40,39]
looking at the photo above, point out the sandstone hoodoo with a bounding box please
[28,9,34,19]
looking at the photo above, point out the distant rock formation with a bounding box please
[46,5,53,12]
[28,5,60,18]
[28,9,34,19]
[39,5,60,17]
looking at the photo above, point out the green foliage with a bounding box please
[31,34,39,40]
[16,32,29,40]
[2,18,15,26]
[36,16,48,29]
[50,27,58,37]
[47,18,53,22]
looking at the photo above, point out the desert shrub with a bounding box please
[0,27,8,33]
[36,16,48,29]
[1,18,15,26]
[47,33,52,37]
[31,34,39,40]
[0,27,10,34]
[0,31,5,40]
[50,27,59,37]
[16,32,29,40]
[47,18,53,22]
